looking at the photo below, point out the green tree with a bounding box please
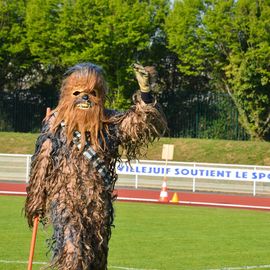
[165,0,270,140]
[0,0,35,91]
[26,0,170,109]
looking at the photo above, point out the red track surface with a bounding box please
[1,182,270,211]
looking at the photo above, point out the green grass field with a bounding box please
[1,131,270,165]
[1,196,270,270]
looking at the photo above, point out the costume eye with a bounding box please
[73,91,81,96]
[90,90,97,97]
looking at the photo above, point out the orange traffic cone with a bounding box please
[159,180,169,202]
[170,192,179,203]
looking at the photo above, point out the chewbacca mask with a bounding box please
[51,63,108,150]
[25,62,167,270]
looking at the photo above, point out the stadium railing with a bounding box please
[1,153,270,196]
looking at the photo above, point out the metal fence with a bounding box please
[0,153,31,182]
[165,92,249,140]
[0,90,58,132]
[1,153,270,196]
[0,90,249,140]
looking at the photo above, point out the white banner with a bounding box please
[116,163,270,182]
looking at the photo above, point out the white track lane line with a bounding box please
[1,259,270,269]
[206,264,270,270]
[0,191,26,195]
[0,260,158,270]
[117,196,270,210]
[2,191,270,210]
[110,266,159,270]
[118,196,158,202]
[178,200,270,210]
[0,260,46,265]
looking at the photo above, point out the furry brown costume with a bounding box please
[25,62,167,270]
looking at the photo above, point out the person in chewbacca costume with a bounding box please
[25,62,167,270]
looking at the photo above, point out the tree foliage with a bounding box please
[0,0,33,90]
[25,0,170,109]
[1,0,270,140]
[165,0,270,140]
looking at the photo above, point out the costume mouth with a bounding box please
[76,101,93,110]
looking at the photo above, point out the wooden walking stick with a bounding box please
[27,216,39,270]
[27,107,51,270]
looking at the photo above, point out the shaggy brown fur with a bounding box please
[50,65,108,150]
[25,63,167,270]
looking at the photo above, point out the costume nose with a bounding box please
[82,94,89,101]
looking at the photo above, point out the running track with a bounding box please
[1,182,270,211]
